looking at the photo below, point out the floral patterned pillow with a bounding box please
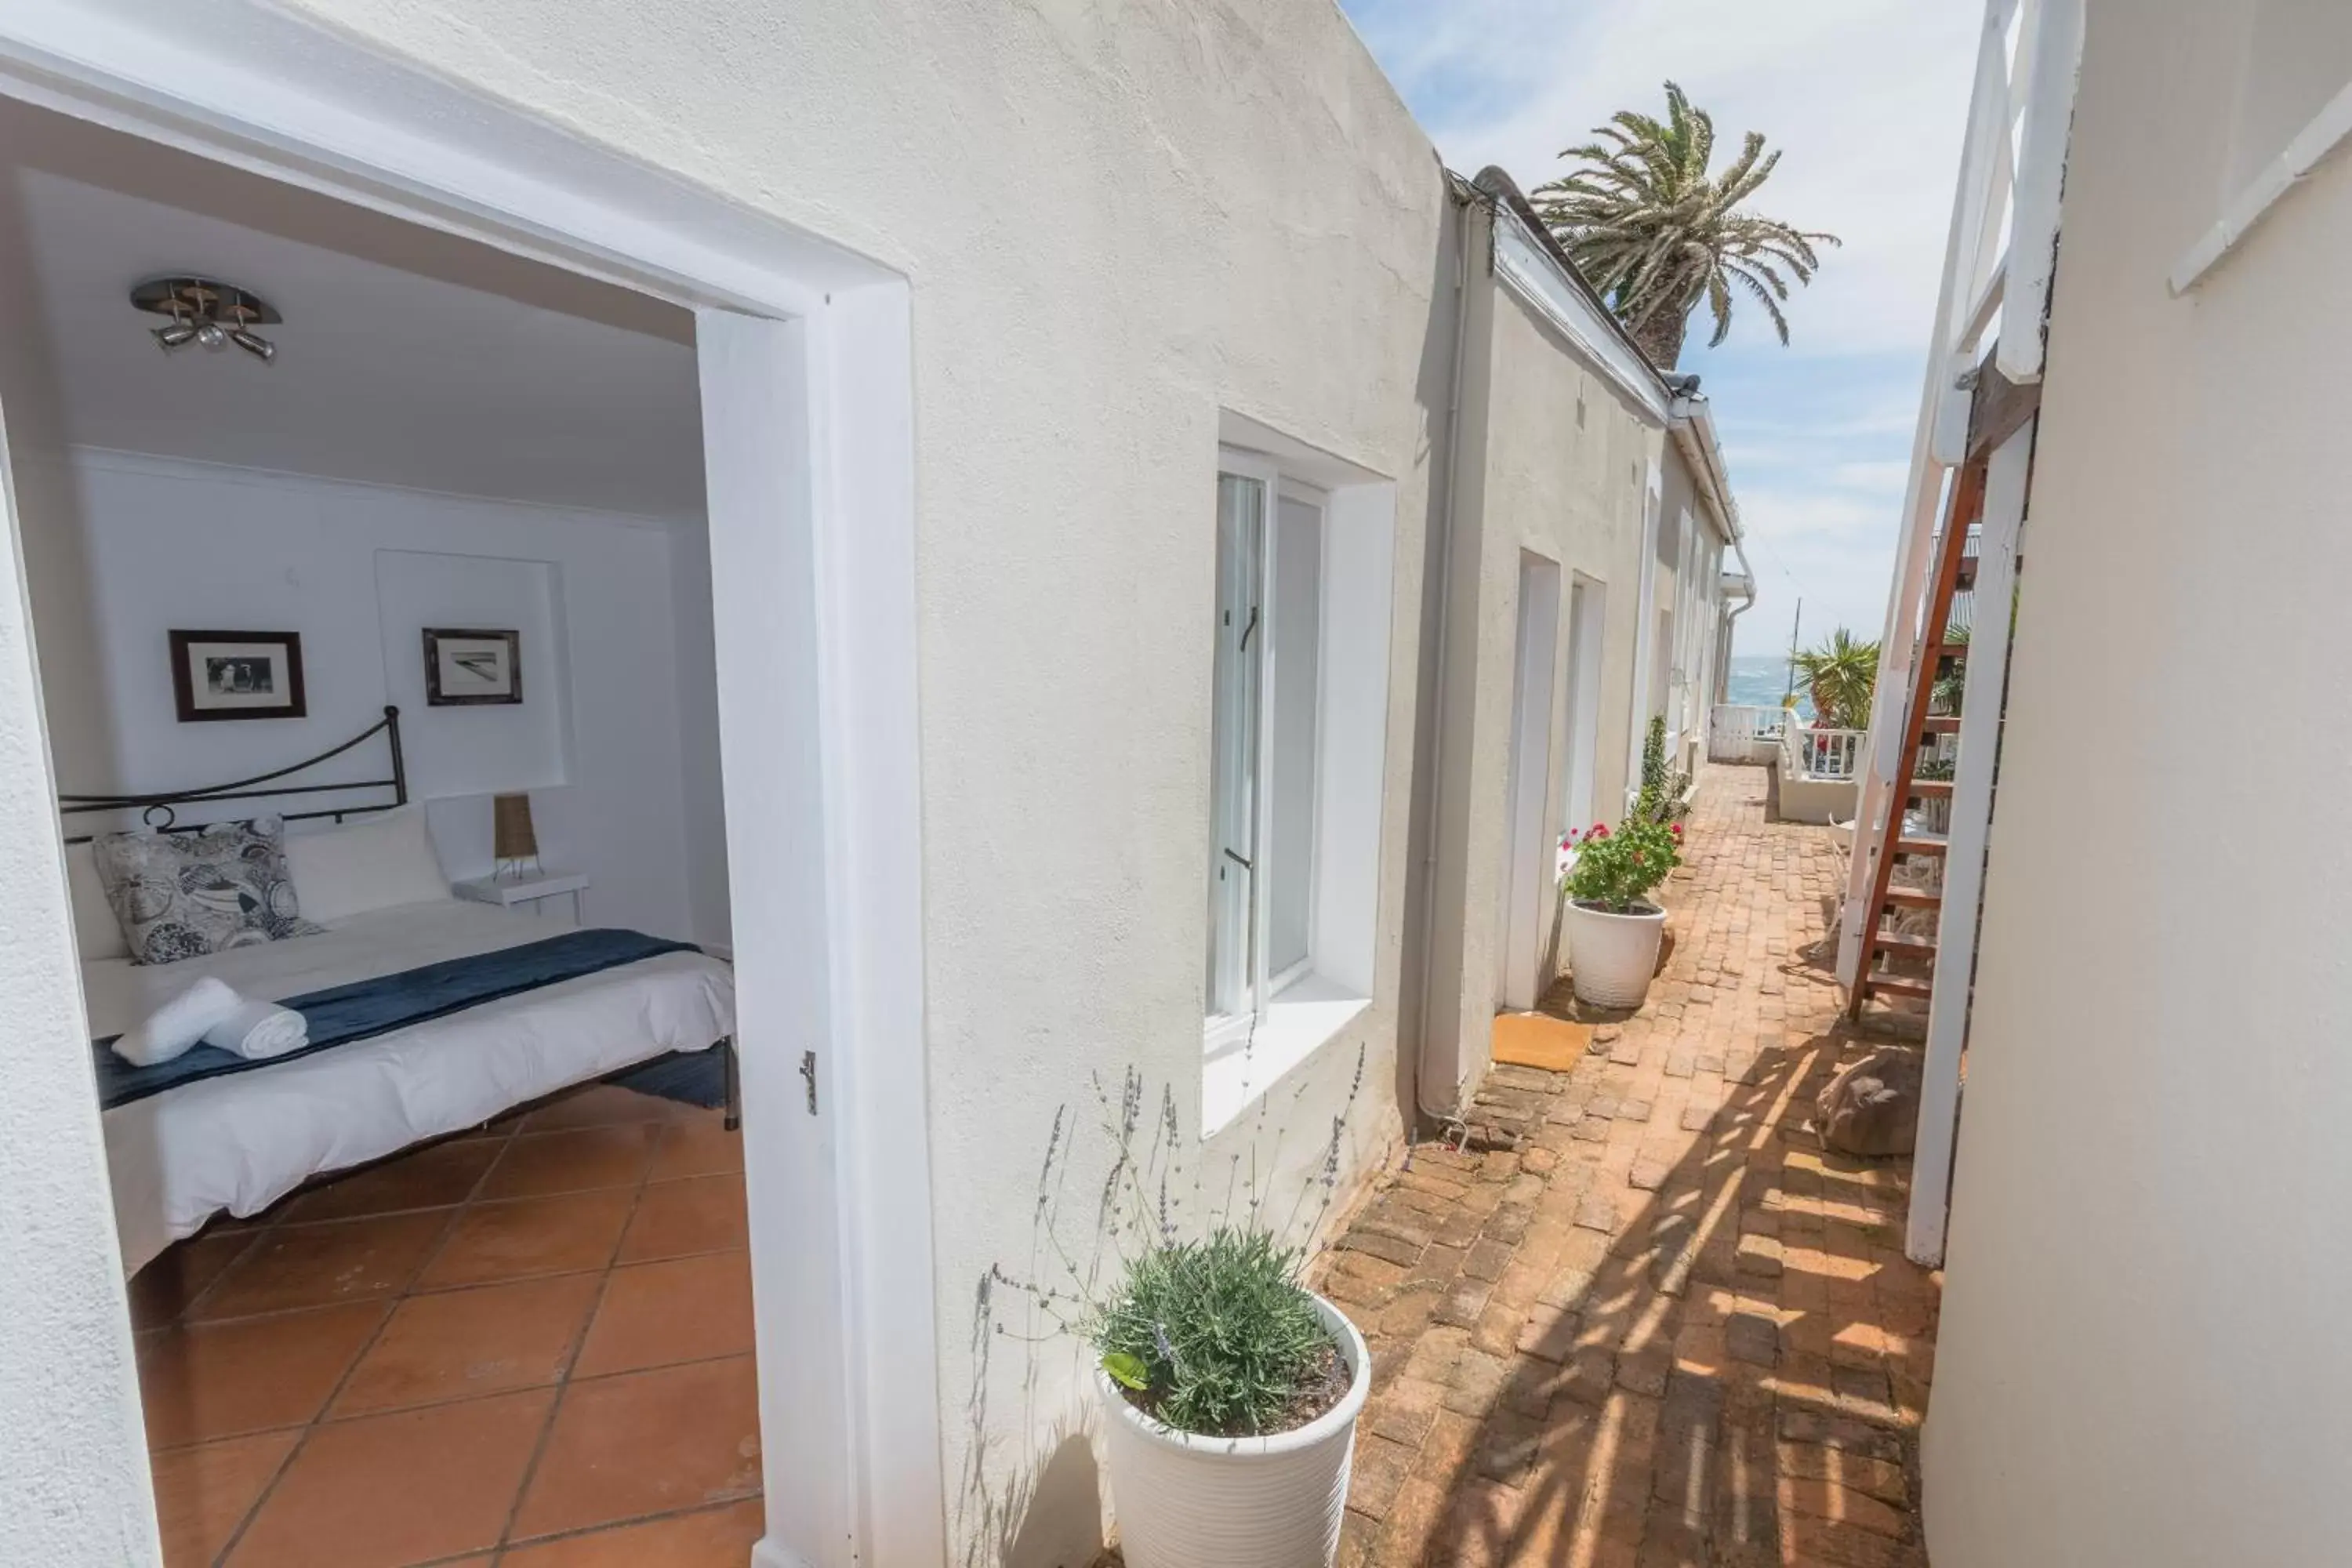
[91,816,326,965]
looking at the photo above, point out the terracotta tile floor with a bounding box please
[132,1081,762,1568]
[1308,764,1944,1567]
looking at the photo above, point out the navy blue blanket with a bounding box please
[95,927,702,1110]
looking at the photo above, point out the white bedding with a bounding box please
[89,899,735,1275]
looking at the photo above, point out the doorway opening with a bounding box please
[1497,550,1563,1012]
[0,19,934,1566]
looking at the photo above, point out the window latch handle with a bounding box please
[1222,848,1254,873]
[1239,605,1259,652]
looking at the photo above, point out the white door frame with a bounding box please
[1497,550,1562,1011]
[1561,575,1606,839]
[0,9,940,1567]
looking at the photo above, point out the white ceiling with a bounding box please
[2,99,705,519]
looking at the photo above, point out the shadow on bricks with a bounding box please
[1304,764,1942,1568]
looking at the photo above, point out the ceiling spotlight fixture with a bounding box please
[129,276,279,363]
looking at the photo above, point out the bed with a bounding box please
[63,707,736,1275]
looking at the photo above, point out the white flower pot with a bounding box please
[1566,898,1667,1008]
[1097,1294,1370,1568]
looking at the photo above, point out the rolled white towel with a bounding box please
[112,977,243,1066]
[202,999,310,1061]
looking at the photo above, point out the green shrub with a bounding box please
[1563,816,1682,912]
[1632,714,1691,825]
[1091,1227,1332,1436]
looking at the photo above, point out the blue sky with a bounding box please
[1338,0,1980,656]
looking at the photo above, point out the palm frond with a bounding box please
[1722,266,1790,345]
[1535,82,1838,363]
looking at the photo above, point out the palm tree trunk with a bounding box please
[1631,307,1687,370]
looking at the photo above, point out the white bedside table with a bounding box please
[453,870,589,923]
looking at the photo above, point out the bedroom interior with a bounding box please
[1,90,767,1566]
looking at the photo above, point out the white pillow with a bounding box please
[285,808,452,924]
[65,840,129,962]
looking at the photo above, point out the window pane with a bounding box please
[1206,473,1264,1018]
[1266,495,1322,980]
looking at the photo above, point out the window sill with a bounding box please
[1201,974,1371,1136]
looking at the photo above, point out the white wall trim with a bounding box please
[1488,203,1671,427]
[2172,74,2352,294]
[0,8,940,1566]
[1997,0,2083,382]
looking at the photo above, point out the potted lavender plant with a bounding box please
[990,1058,1372,1568]
[1091,1230,1369,1567]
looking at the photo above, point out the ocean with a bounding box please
[1725,654,1813,720]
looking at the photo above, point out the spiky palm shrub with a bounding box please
[1534,82,1838,368]
[1791,629,1879,731]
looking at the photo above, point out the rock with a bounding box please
[1816,1048,1925,1157]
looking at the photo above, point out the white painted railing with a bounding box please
[1708,704,1788,764]
[1782,724,1867,782]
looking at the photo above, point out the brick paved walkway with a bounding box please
[1318,764,1941,1568]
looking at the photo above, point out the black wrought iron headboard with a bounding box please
[60,705,408,844]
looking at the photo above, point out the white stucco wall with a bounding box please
[1421,239,1657,1114]
[164,4,1449,1562]
[1922,3,2352,1563]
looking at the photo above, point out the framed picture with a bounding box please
[423,628,522,706]
[170,630,307,722]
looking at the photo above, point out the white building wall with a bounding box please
[1420,241,1657,1116]
[231,2,1448,1559]
[1922,3,2352,1563]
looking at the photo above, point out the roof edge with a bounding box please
[1455,165,1744,546]
[1468,165,1675,402]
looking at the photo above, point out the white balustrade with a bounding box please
[1707,705,1788,764]
[1780,723,1868,782]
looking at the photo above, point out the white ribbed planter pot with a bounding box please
[1097,1294,1370,1568]
[1565,899,1666,1008]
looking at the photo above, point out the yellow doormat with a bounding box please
[1491,1011,1592,1073]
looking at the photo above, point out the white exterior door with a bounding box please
[1562,576,1605,837]
[1497,551,1562,1011]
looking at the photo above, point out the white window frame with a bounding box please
[1205,451,1330,1051]
[1200,422,1394,1134]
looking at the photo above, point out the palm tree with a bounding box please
[1533,82,1838,368]
[1791,629,1878,731]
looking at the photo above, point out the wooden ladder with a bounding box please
[1846,449,1989,1018]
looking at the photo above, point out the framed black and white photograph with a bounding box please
[170,630,307,722]
[423,628,522,706]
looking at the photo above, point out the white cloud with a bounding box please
[1826,459,1914,492]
